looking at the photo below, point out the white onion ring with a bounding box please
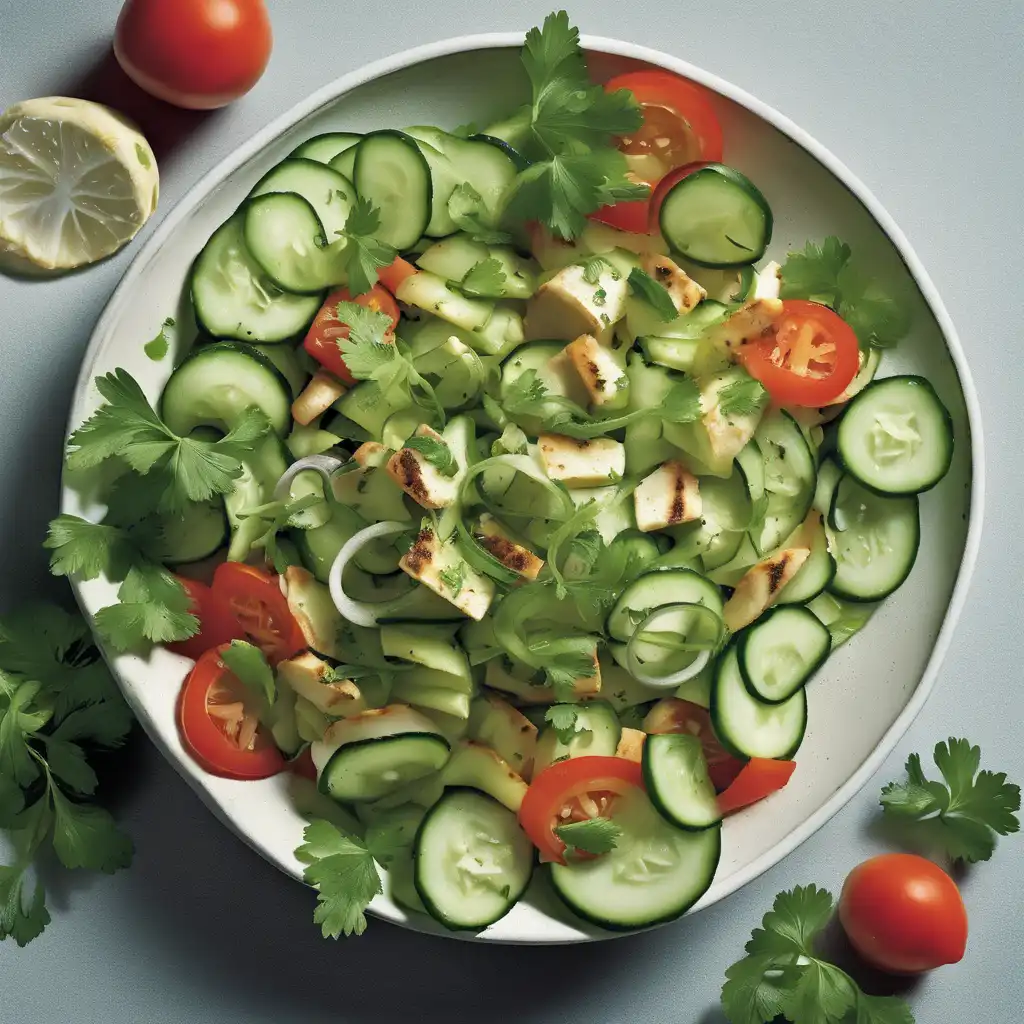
[328,520,410,627]
[273,454,347,503]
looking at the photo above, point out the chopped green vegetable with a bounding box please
[555,816,621,855]
[717,375,768,418]
[628,267,679,322]
[438,562,466,596]
[459,257,508,298]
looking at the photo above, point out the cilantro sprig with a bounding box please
[0,605,135,946]
[447,184,513,245]
[544,704,592,744]
[722,885,914,1024]
[555,816,621,856]
[403,433,458,477]
[628,267,679,322]
[880,737,1020,863]
[718,375,769,418]
[335,197,398,296]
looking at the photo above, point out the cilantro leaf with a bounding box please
[41,738,98,796]
[44,515,143,582]
[566,529,604,575]
[93,563,198,650]
[0,865,50,947]
[555,816,621,856]
[295,818,382,938]
[530,635,597,702]
[447,184,513,245]
[437,562,466,596]
[50,786,133,873]
[880,737,1020,862]
[220,641,276,706]
[459,258,508,298]
[336,197,398,296]
[403,434,458,477]
[544,703,591,745]
[718,375,769,418]
[779,236,851,302]
[580,255,617,285]
[628,267,679,322]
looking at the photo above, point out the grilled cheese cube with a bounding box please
[291,371,347,426]
[475,515,545,581]
[723,547,811,632]
[277,652,367,718]
[614,727,646,764]
[634,461,702,532]
[399,522,495,620]
[640,254,706,315]
[386,425,458,510]
[565,333,627,407]
[708,298,783,355]
[352,441,386,468]
[524,262,628,341]
[701,371,766,466]
[753,261,782,300]
[538,434,625,487]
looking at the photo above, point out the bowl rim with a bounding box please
[64,29,985,943]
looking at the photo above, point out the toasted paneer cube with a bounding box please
[386,424,458,510]
[475,515,545,581]
[700,370,766,466]
[565,333,627,407]
[524,262,629,342]
[708,298,783,355]
[538,434,625,487]
[614,727,646,764]
[753,261,782,300]
[640,254,706,315]
[352,441,386,468]
[291,371,347,426]
[723,547,811,632]
[277,652,367,718]
[634,460,702,532]
[399,522,495,620]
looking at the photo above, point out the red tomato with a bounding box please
[302,285,400,385]
[165,577,247,661]
[211,563,305,665]
[114,0,272,110]
[178,645,284,779]
[839,854,968,973]
[519,756,643,864]
[376,256,419,296]
[643,698,744,792]
[717,758,796,815]
[592,71,723,234]
[740,300,861,407]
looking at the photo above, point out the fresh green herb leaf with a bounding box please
[880,738,1020,863]
[529,635,597,702]
[459,257,508,298]
[295,818,382,938]
[364,814,420,867]
[628,267,679,322]
[555,816,621,855]
[0,864,50,947]
[220,640,276,706]
[544,704,591,745]
[403,434,458,477]
[501,369,552,417]
[143,317,174,361]
[721,885,914,1024]
[447,184,513,246]
[336,197,398,296]
[717,375,768,418]
[566,529,604,575]
[437,562,466,596]
[490,422,529,457]
[580,255,618,285]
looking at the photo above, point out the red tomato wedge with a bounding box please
[165,577,246,662]
[717,758,797,815]
[178,645,284,780]
[592,71,723,234]
[643,698,745,792]
[740,299,861,407]
[302,284,400,385]
[519,756,643,864]
[211,563,304,665]
[377,256,419,295]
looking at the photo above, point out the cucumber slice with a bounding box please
[353,131,431,249]
[711,643,807,760]
[319,733,451,803]
[775,513,835,605]
[752,409,816,554]
[159,499,227,564]
[659,164,772,268]
[606,569,723,643]
[249,158,354,247]
[737,605,831,703]
[290,132,362,164]
[414,788,534,931]
[532,701,621,776]
[159,342,293,436]
[549,786,721,930]
[837,376,954,495]
[642,733,722,831]
[190,213,321,342]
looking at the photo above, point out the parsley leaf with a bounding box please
[220,640,276,706]
[459,257,508,298]
[580,255,618,285]
[437,562,466,596]
[628,267,679,322]
[544,703,591,745]
[403,434,458,477]
[555,816,621,856]
[780,236,911,349]
[718,375,769,418]
[721,885,914,1024]
[529,635,597,702]
[295,818,382,938]
[0,864,50,947]
[880,737,1020,863]
[336,197,398,296]
[447,184,513,245]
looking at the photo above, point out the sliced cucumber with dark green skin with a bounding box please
[836,376,954,495]
[249,158,355,247]
[659,164,772,268]
[737,605,831,704]
[642,733,722,831]
[751,409,817,554]
[160,342,293,437]
[159,499,228,564]
[353,131,432,249]
[290,132,362,164]
[827,474,920,602]
[549,786,721,931]
[319,733,451,802]
[190,213,321,343]
[775,513,835,605]
[467,133,530,171]
[414,788,534,931]
[606,569,723,642]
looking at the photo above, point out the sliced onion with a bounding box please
[625,603,722,688]
[458,454,574,533]
[273,454,347,503]
[328,520,414,627]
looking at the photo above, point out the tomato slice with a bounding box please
[740,299,861,407]
[211,563,305,665]
[717,758,797,815]
[302,284,400,385]
[644,698,745,792]
[178,645,284,780]
[165,577,247,661]
[592,71,723,234]
[518,756,643,864]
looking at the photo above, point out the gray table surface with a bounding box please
[1,0,1021,1021]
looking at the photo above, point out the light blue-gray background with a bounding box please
[1,1,1021,1021]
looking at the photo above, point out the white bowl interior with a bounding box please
[64,40,977,944]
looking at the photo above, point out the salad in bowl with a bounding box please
[52,12,955,936]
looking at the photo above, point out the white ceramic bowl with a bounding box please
[63,33,983,944]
